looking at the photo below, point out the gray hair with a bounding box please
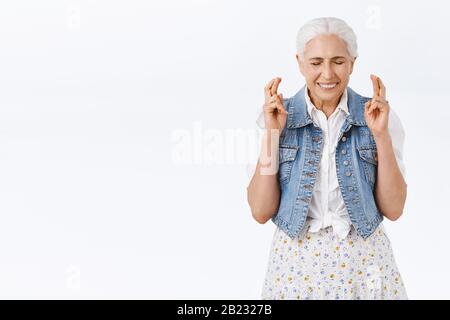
[296,17,358,60]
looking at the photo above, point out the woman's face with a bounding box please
[297,34,355,106]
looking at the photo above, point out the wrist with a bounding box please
[373,132,392,145]
[264,126,281,133]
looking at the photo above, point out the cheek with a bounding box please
[336,65,352,79]
[304,67,320,82]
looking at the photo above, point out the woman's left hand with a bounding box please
[364,74,390,139]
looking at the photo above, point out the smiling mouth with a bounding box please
[317,82,339,89]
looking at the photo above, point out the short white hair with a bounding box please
[296,17,358,60]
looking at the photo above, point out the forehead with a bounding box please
[304,34,350,58]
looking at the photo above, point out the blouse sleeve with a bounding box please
[387,107,407,183]
[247,110,264,187]
[256,110,265,129]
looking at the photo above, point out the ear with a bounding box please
[296,53,305,76]
[349,57,357,75]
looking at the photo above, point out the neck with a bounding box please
[308,89,343,114]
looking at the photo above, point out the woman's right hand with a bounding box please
[263,77,288,131]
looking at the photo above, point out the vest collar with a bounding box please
[286,85,369,129]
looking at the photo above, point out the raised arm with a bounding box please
[364,75,407,220]
[247,77,289,224]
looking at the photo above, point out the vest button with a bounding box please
[343,160,349,166]
[345,171,352,177]
[341,149,347,155]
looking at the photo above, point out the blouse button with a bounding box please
[345,171,352,177]
[343,160,349,166]
[342,136,347,142]
[348,186,354,191]
[341,149,347,155]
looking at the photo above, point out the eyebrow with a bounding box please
[308,56,347,61]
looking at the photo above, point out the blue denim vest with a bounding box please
[272,86,382,240]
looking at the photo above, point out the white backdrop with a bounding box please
[0,0,449,299]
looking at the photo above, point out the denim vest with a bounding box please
[272,86,382,240]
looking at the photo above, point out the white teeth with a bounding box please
[319,83,337,89]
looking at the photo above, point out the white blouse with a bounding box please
[255,87,406,240]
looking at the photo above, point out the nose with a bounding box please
[321,62,334,80]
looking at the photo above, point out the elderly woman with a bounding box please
[247,17,408,299]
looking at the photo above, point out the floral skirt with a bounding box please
[261,224,408,300]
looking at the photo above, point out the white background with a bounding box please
[0,0,449,299]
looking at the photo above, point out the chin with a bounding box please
[310,89,340,103]
[318,91,341,101]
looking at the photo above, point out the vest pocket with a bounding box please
[278,145,298,185]
[357,145,378,187]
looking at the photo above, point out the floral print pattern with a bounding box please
[261,224,407,300]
